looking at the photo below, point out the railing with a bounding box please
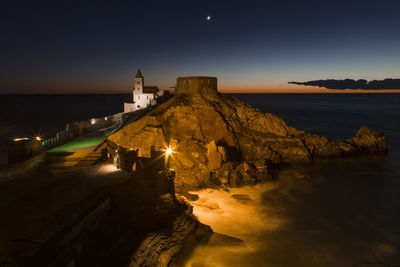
[42,112,125,150]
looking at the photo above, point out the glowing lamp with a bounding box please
[163,145,175,170]
[35,136,41,141]
[166,147,173,156]
[163,145,175,157]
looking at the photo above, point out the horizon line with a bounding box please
[2,90,400,95]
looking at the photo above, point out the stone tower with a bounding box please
[134,69,144,101]
[175,76,218,97]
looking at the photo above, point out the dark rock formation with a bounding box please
[89,170,212,267]
[128,199,212,267]
[23,169,212,267]
[108,76,388,191]
[347,126,388,155]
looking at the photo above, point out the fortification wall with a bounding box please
[175,76,218,96]
[0,152,46,182]
[43,112,125,150]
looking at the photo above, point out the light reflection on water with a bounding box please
[184,157,400,267]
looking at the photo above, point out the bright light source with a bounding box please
[163,146,175,157]
[206,15,211,21]
[13,138,26,141]
[35,136,41,141]
[91,118,96,125]
[105,117,108,121]
[162,145,175,170]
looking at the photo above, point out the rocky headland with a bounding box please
[101,76,387,266]
[108,77,387,192]
[1,77,388,267]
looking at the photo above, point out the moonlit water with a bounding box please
[183,93,400,267]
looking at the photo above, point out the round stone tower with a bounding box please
[175,76,218,96]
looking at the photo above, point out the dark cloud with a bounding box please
[288,79,400,90]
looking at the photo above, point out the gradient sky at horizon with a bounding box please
[1,0,400,93]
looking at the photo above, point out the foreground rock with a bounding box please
[108,76,387,191]
[21,168,211,266]
[129,199,211,267]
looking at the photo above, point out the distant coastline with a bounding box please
[289,78,400,91]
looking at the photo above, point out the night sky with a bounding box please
[1,0,400,93]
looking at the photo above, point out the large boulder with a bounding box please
[347,126,388,155]
[206,140,223,170]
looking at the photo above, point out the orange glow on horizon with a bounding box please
[8,83,400,94]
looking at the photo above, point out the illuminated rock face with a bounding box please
[108,76,388,190]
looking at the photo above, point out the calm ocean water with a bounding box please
[1,93,399,266]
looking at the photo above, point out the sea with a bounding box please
[1,93,399,266]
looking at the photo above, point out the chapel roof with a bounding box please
[143,86,159,94]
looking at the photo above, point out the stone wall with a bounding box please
[25,195,111,266]
[20,169,210,266]
[43,112,125,150]
[0,152,46,183]
[124,103,136,113]
[7,139,43,163]
[175,76,218,96]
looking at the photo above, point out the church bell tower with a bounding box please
[134,69,144,98]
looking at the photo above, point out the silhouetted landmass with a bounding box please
[288,79,400,90]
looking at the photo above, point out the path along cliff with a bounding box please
[108,77,387,192]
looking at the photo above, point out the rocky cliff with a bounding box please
[108,77,387,191]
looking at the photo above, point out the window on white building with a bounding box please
[138,96,140,100]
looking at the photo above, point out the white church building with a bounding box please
[124,69,165,113]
